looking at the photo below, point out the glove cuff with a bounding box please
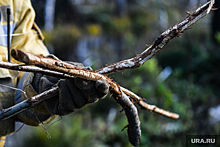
[21,73,52,114]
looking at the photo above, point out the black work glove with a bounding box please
[32,62,109,115]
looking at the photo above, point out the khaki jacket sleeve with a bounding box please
[0,1,55,142]
[0,136,6,147]
[9,0,57,125]
[11,0,49,57]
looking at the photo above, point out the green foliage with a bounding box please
[43,25,81,46]
[23,113,93,147]
[86,24,102,35]
[216,32,220,43]
[42,25,81,60]
[99,16,132,35]
[128,8,156,37]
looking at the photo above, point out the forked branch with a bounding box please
[95,0,215,75]
[10,49,180,119]
[0,59,179,120]
[0,1,215,146]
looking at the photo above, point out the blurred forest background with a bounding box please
[5,0,220,146]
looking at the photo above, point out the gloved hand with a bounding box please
[31,62,110,116]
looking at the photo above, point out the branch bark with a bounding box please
[0,1,214,146]
[0,62,142,145]
[0,86,59,121]
[7,0,215,121]
[11,49,142,145]
[11,49,122,98]
[0,0,214,122]
[95,0,215,75]
[120,87,179,118]
[0,60,179,119]
[9,49,180,119]
[0,61,75,79]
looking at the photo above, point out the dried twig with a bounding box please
[0,0,214,122]
[0,63,142,145]
[95,0,215,75]
[11,49,141,146]
[0,61,75,79]
[10,49,179,119]
[11,49,122,97]
[120,87,179,118]
[10,0,215,120]
[0,86,59,121]
[0,60,179,119]
[0,1,215,146]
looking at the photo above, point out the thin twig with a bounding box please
[0,61,75,79]
[0,83,28,99]
[0,60,179,119]
[120,87,179,119]
[10,49,180,119]
[0,0,214,121]
[11,49,122,97]
[11,49,141,145]
[0,1,215,146]
[95,0,215,75]
[0,86,59,121]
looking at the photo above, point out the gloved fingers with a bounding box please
[44,81,78,116]
[63,80,88,107]
[39,76,59,93]
[74,78,91,90]
[58,80,78,115]
[32,73,59,93]
[58,80,87,113]
[44,94,60,114]
[32,73,43,92]
[74,78,109,101]
[95,80,110,99]
[43,75,60,83]
[74,78,97,102]
[74,78,100,102]
[80,83,100,103]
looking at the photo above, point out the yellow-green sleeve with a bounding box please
[0,0,56,132]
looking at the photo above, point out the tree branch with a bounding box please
[0,59,179,120]
[120,87,179,118]
[95,0,215,75]
[0,1,214,146]
[0,0,214,122]
[9,49,180,119]
[11,49,122,98]
[0,86,59,121]
[0,61,75,79]
[0,61,142,145]
[11,49,143,146]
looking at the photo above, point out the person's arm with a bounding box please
[8,0,110,125]
[6,0,51,125]
[16,60,109,125]
[11,0,49,57]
